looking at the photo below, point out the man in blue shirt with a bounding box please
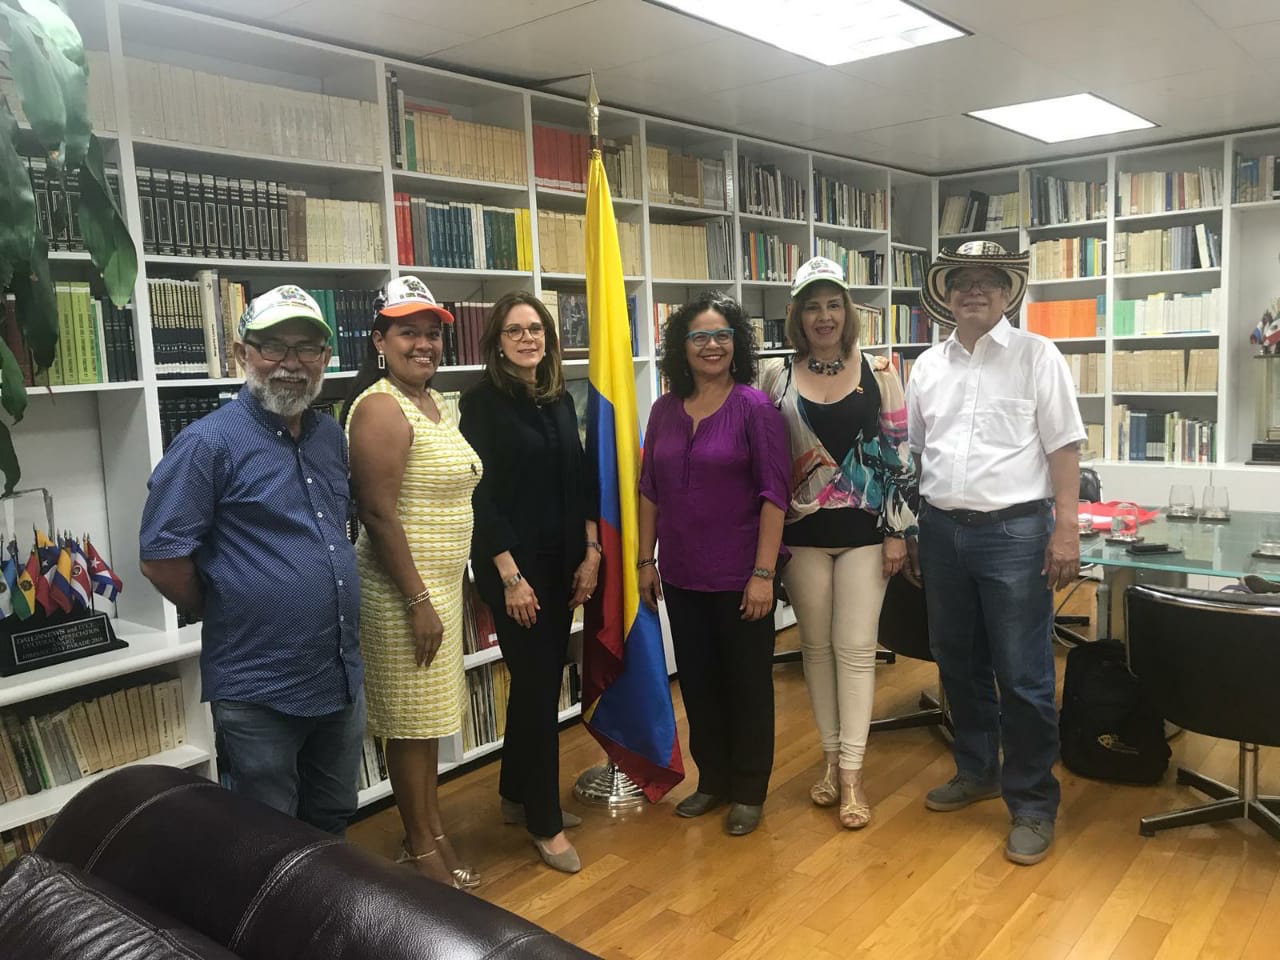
[140,285,364,835]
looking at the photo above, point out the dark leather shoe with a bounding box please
[725,803,762,836]
[675,791,724,818]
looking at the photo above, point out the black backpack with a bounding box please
[1059,640,1170,784]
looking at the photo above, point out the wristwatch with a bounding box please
[501,572,524,588]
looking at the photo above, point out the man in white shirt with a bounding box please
[905,241,1086,866]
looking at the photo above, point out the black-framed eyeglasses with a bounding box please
[244,339,327,363]
[946,277,1008,294]
[502,323,546,341]
[685,328,734,348]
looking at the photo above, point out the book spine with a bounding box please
[153,169,174,256]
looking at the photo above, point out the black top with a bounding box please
[458,379,596,607]
[784,357,884,549]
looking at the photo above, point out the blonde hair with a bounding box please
[785,281,859,359]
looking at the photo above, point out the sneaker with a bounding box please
[1005,816,1054,865]
[924,774,1001,812]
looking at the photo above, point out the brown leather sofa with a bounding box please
[0,764,596,959]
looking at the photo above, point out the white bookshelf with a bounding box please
[11,0,1275,830]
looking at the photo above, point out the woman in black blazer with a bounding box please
[458,292,599,875]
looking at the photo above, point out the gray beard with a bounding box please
[245,367,323,419]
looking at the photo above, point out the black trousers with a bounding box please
[494,551,572,839]
[662,583,776,806]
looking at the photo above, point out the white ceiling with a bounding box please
[168,0,1280,173]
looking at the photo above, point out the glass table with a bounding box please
[1082,510,1280,639]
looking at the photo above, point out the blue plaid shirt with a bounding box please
[140,387,362,716]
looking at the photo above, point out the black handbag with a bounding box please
[1059,640,1170,784]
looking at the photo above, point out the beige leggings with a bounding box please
[782,544,888,770]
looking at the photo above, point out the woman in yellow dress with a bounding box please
[343,277,481,888]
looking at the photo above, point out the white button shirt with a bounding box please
[906,317,1086,512]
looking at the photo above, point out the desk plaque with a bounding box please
[0,612,127,677]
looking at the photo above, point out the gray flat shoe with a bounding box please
[500,798,583,828]
[531,836,581,874]
[725,803,762,836]
[1006,816,1054,865]
[675,791,724,818]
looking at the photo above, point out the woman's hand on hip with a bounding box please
[740,576,773,622]
[505,577,540,628]
[569,551,600,608]
[638,565,662,612]
[882,536,907,579]
[410,601,445,668]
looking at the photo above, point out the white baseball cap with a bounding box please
[375,276,454,323]
[790,256,848,299]
[238,285,331,340]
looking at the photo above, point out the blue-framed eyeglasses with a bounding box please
[685,328,734,348]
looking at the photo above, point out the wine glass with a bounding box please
[1167,484,1195,519]
[1201,485,1230,521]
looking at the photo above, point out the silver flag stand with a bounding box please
[574,761,646,813]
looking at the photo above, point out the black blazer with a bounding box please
[458,379,597,608]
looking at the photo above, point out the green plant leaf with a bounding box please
[78,134,136,306]
[9,232,58,372]
[0,337,28,423]
[14,0,90,169]
[0,421,20,495]
[0,100,37,293]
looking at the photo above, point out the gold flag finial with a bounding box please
[587,71,600,142]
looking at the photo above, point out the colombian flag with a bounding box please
[581,137,684,801]
[36,530,71,614]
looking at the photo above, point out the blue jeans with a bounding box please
[212,690,366,835]
[919,503,1060,821]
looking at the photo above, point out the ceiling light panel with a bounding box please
[968,93,1156,144]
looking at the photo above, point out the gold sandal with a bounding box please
[838,771,871,830]
[434,833,481,889]
[396,844,461,889]
[810,763,839,808]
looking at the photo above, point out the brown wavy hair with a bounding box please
[480,292,565,403]
[785,280,860,359]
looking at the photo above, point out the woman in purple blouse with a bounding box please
[638,291,790,838]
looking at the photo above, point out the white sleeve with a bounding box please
[906,372,925,455]
[1035,344,1087,453]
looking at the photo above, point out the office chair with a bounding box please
[1126,584,1280,841]
[869,572,950,736]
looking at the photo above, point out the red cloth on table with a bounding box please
[1078,501,1160,531]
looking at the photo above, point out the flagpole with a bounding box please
[572,72,648,813]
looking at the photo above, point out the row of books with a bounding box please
[392,196,532,271]
[738,157,805,220]
[851,303,890,346]
[26,155,121,253]
[1112,348,1218,393]
[461,578,498,657]
[0,675,187,804]
[1113,224,1220,274]
[127,57,380,166]
[0,817,54,869]
[1025,172,1106,226]
[814,240,883,286]
[1116,168,1223,216]
[159,392,235,450]
[750,316,788,352]
[1232,152,1280,204]
[461,661,581,755]
[886,305,932,346]
[1113,407,1216,463]
[938,190,1019,235]
[355,734,388,794]
[533,126,641,199]
[146,274,240,379]
[543,291,640,359]
[2,51,114,132]
[812,175,886,230]
[538,211,643,276]
[1082,423,1105,461]
[1025,297,1105,340]
[1113,289,1220,336]
[387,77,527,185]
[1064,353,1103,396]
[892,249,927,287]
[646,146,727,210]
[4,289,138,387]
[650,220,733,281]
[1029,237,1106,281]
[743,231,801,283]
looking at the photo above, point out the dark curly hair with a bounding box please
[659,291,758,398]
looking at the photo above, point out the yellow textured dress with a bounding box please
[346,379,482,739]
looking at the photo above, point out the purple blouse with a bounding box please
[639,384,790,592]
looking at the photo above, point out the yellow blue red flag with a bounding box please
[582,138,683,800]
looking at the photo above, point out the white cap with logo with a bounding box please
[238,285,331,340]
[790,256,848,299]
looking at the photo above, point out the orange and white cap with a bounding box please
[375,276,454,323]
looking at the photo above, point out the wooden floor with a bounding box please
[349,588,1280,960]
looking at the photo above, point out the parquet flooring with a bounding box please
[348,586,1280,959]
